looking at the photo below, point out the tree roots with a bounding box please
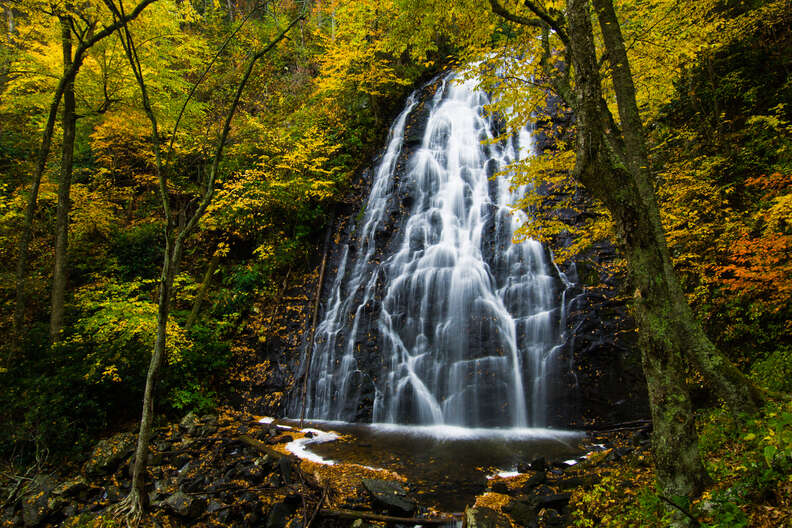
[111,488,144,528]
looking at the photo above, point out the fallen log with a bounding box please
[318,508,458,525]
[238,435,291,461]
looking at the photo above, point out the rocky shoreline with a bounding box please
[0,409,652,528]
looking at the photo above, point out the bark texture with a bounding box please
[489,0,768,495]
[564,0,709,497]
[50,14,76,341]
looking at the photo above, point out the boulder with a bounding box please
[22,494,49,527]
[521,471,547,491]
[265,500,295,528]
[464,506,511,528]
[83,432,136,478]
[535,493,571,510]
[503,500,538,528]
[164,490,205,518]
[21,475,57,527]
[52,477,88,498]
[361,479,415,514]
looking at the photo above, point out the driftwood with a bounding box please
[238,435,292,461]
[318,508,457,525]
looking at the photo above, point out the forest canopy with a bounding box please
[0,0,790,526]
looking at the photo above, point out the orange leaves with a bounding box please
[745,172,792,197]
[715,231,792,313]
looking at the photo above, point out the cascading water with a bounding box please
[294,73,572,429]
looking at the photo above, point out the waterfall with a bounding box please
[295,73,570,428]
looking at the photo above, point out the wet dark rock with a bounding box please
[278,457,294,485]
[180,474,205,493]
[52,476,88,498]
[607,446,634,461]
[104,485,123,502]
[22,494,49,527]
[207,500,225,513]
[533,484,555,497]
[361,479,415,514]
[555,475,601,491]
[217,507,233,524]
[490,481,510,494]
[269,434,294,444]
[61,502,77,518]
[180,412,200,435]
[527,457,546,472]
[539,508,566,527]
[464,506,511,528]
[266,500,296,528]
[503,500,538,528]
[83,432,136,478]
[201,414,218,426]
[521,471,547,491]
[535,493,571,510]
[165,490,205,518]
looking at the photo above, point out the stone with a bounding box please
[165,490,205,518]
[52,477,88,498]
[539,508,566,527]
[503,500,538,528]
[278,457,293,485]
[491,481,510,494]
[20,475,58,527]
[22,493,49,527]
[527,457,546,472]
[521,471,547,491]
[361,479,415,514]
[535,493,571,510]
[46,495,69,514]
[265,501,294,528]
[180,411,199,429]
[464,506,511,528]
[83,432,136,478]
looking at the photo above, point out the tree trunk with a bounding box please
[5,7,14,35]
[127,233,178,513]
[50,16,76,342]
[11,0,157,352]
[13,70,70,348]
[565,0,710,497]
[590,0,764,416]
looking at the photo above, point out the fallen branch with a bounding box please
[318,508,457,525]
[238,435,292,462]
[305,486,328,528]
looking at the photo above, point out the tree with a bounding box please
[104,1,305,521]
[10,0,157,349]
[485,0,766,497]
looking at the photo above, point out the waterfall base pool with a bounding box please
[280,419,585,512]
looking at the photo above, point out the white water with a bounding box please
[296,73,570,428]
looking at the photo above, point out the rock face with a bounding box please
[285,76,447,422]
[533,101,649,428]
[285,75,648,429]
